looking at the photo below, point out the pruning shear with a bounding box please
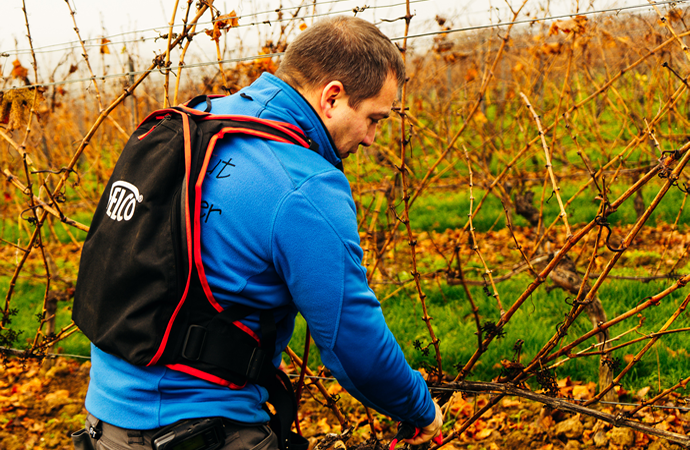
[389,422,443,450]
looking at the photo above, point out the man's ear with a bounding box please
[320,81,346,119]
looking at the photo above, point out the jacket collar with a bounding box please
[245,73,343,170]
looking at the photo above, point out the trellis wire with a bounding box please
[3,0,429,57]
[3,0,690,445]
[2,0,682,93]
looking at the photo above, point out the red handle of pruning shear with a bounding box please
[389,423,443,450]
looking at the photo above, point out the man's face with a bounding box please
[325,74,398,159]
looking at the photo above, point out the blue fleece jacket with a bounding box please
[85,73,435,430]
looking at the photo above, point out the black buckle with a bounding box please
[152,418,224,450]
[88,425,102,440]
[306,138,319,153]
[182,325,207,361]
[245,347,266,381]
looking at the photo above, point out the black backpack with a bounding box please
[73,95,318,389]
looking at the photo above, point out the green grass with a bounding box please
[4,253,686,391]
[411,189,521,232]
[1,209,91,245]
[377,176,690,234]
[4,146,688,393]
[288,274,690,392]
[0,277,90,357]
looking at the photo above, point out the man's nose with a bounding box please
[361,126,377,147]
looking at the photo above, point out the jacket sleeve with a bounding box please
[271,169,436,428]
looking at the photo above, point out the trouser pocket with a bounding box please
[71,428,96,450]
[77,414,280,450]
[223,424,279,450]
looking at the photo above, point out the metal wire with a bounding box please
[286,373,335,381]
[1,52,284,92]
[2,0,680,93]
[391,0,690,42]
[1,0,688,428]
[6,0,687,58]
[0,347,686,413]
[6,0,354,55]
[428,386,690,412]
[4,0,429,57]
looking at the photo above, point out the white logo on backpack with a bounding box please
[106,181,144,221]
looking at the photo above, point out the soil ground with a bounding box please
[0,357,687,450]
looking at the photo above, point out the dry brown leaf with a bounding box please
[17,377,43,394]
[43,389,70,401]
[548,22,560,36]
[316,417,331,434]
[100,38,111,54]
[0,87,43,130]
[417,368,429,380]
[443,52,468,64]
[449,394,474,418]
[548,15,588,35]
[327,383,342,396]
[572,385,592,400]
[558,377,573,387]
[502,398,521,408]
[636,386,651,398]
[11,59,28,81]
[541,42,563,55]
[205,27,222,42]
[465,67,478,82]
[217,11,239,29]
[541,415,555,429]
[207,11,240,42]
[472,111,488,125]
[667,8,682,21]
[474,426,493,440]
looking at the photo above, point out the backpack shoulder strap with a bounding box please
[184,95,213,112]
[174,95,320,153]
[156,101,318,389]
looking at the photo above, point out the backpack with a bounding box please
[73,95,318,391]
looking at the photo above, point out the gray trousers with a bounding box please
[72,413,279,450]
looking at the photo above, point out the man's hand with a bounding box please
[403,401,443,445]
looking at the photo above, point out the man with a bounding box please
[76,15,442,450]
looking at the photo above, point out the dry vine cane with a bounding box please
[448,141,690,419]
[463,147,504,315]
[529,71,690,259]
[0,0,215,361]
[4,4,690,448]
[527,144,690,373]
[162,0,182,107]
[441,164,690,449]
[519,92,571,238]
[453,29,690,270]
[1,0,60,358]
[408,0,530,210]
[392,0,443,382]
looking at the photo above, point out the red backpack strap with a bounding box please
[175,95,320,153]
[201,115,319,153]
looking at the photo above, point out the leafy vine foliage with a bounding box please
[2,0,690,446]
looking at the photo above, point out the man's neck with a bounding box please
[275,73,324,121]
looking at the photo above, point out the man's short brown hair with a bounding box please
[275,16,405,109]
